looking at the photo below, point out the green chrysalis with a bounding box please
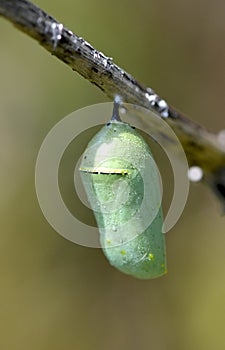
[79,101,167,279]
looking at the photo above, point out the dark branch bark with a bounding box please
[0,0,225,206]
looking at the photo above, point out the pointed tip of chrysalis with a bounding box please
[111,95,122,122]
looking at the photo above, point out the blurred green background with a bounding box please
[0,0,225,349]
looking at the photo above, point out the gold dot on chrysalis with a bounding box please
[148,253,155,261]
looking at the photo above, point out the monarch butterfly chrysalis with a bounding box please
[79,100,167,279]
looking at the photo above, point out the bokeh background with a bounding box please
[0,0,225,349]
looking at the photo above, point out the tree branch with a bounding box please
[0,0,225,206]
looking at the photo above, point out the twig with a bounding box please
[0,0,225,206]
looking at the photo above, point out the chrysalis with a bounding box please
[79,100,167,279]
